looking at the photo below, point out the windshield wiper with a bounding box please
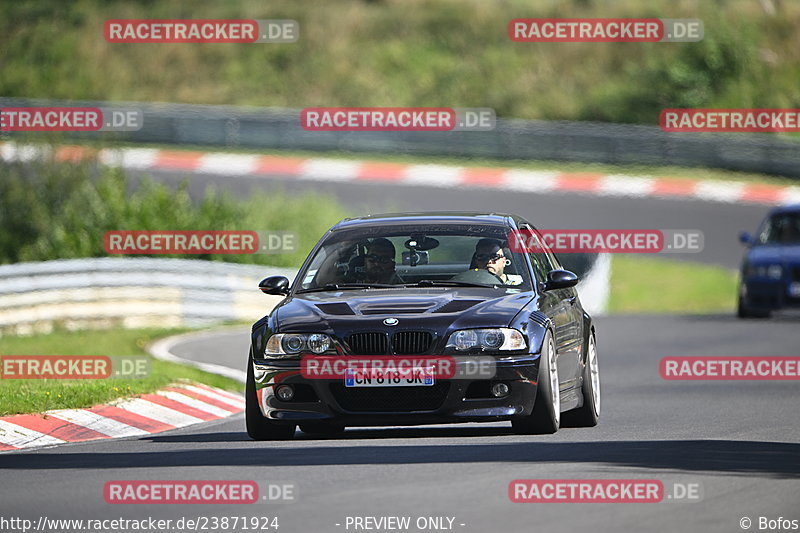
[405,280,500,289]
[296,283,399,293]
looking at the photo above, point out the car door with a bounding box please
[527,248,573,391]
[542,248,583,389]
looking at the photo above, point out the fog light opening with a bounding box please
[490,382,510,398]
[276,385,295,401]
[253,367,268,381]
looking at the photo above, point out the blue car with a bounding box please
[738,204,800,318]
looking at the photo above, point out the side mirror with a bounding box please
[739,231,752,245]
[259,276,290,295]
[540,269,579,291]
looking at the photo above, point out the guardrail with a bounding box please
[2,98,799,177]
[0,258,293,336]
[0,256,609,336]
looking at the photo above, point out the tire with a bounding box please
[512,330,560,435]
[561,332,600,428]
[736,295,751,318]
[299,422,346,435]
[737,292,770,319]
[246,355,296,441]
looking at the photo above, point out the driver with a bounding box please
[466,238,522,285]
[361,238,403,284]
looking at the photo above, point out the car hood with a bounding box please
[747,244,800,264]
[272,288,535,333]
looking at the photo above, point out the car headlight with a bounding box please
[264,333,334,358]
[446,328,527,352]
[746,264,782,278]
[767,265,783,279]
[307,333,332,354]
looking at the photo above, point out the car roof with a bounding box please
[331,212,520,230]
[769,203,800,216]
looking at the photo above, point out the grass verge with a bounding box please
[609,255,738,314]
[0,327,243,417]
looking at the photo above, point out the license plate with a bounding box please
[789,282,800,298]
[345,367,435,387]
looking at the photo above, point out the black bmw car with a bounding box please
[246,213,600,439]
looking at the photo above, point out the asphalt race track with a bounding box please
[134,167,772,269]
[1,315,798,532]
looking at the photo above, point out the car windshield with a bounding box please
[296,224,533,291]
[758,213,800,245]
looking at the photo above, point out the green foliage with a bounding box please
[584,23,763,123]
[1,0,798,124]
[609,255,737,314]
[0,155,349,267]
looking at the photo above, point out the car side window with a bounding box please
[544,249,562,271]
[528,252,550,284]
[517,222,549,284]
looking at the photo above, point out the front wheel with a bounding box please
[737,283,771,319]
[246,355,296,441]
[512,330,560,435]
[561,332,600,428]
[737,295,770,319]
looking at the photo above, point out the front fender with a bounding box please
[511,310,553,356]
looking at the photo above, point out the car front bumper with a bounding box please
[742,278,800,311]
[251,355,542,426]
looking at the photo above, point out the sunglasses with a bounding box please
[365,254,394,264]
[475,253,505,262]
